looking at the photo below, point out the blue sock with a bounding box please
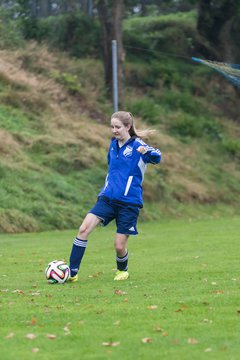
[116,251,128,271]
[69,237,88,276]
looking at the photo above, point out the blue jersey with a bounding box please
[98,136,161,207]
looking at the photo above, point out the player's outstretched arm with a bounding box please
[137,146,161,164]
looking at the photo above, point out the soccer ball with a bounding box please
[45,260,70,284]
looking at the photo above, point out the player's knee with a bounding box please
[115,242,126,253]
[78,223,90,238]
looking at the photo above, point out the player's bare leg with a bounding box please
[114,234,129,280]
[69,213,101,281]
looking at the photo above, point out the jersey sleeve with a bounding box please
[143,147,161,164]
[136,138,161,164]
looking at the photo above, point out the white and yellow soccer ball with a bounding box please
[45,260,70,284]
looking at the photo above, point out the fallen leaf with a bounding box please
[162,331,169,337]
[12,289,24,295]
[213,290,224,294]
[89,271,103,278]
[31,318,37,325]
[113,320,120,326]
[175,305,188,312]
[5,332,14,339]
[142,337,153,343]
[46,334,57,340]
[153,325,163,332]
[64,322,71,329]
[64,322,71,335]
[26,333,37,340]
[147,305,158,310]
[32,348,39,353]
[220,346,228,352]
[203,318,213,324]
[188,338,199,345]
[102,341,120,347]
[204,348,212,352]
[114,289,128,296]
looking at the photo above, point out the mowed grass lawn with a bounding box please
[0,217,240,360]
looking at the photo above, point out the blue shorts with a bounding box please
[89,197,140,235]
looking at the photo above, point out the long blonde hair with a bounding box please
[111,111,155,139]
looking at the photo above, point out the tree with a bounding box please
[197,0,240,62]
[95,0,124,106]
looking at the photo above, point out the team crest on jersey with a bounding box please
[123,146,133,157]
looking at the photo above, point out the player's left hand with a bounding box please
[137,146,148,154]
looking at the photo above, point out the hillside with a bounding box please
[0,35,240,232]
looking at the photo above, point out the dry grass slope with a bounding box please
[0,42,240,232]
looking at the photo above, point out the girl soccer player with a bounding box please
[68,111,161,281]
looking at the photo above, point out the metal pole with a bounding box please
[112,40,118,112]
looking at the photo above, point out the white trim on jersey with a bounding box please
[138,157,147,184]
[124,176,133,196]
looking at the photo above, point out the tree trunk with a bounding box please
[29,0,38,18]
[38,0,51,17]
[96,0,124,106]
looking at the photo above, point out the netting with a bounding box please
[192,57,240,89]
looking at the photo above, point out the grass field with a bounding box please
[1,217,240,360]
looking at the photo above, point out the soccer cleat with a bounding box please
[68,274,79,282]
[114,270,129,281]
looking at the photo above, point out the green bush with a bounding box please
[125,59,201,94]
[161,91,206,116]
[123,11,198,61]
[222,139,240,159]
[0,7,24,49]
[26,13,101,58]
[50,70,83,96]
[125,59,187,89]
[169,114,222,139]
[125,62,160,87]
[126,97,162,124]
